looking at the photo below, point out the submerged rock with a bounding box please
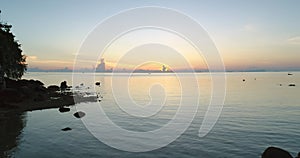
[73,111,86,118]
[61,127,72,131]
[59,107,70,113]
[262,147,293,158]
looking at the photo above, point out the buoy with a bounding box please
[95,82,101,86]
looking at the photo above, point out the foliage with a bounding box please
[0,16,27,79]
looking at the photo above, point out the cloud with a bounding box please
[32,60,73,64]
[27,55,38,60]
[288,36,300,44]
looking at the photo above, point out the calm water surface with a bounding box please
[1,72,299,157]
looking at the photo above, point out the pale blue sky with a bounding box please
[1,0,300,70]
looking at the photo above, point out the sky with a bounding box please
[1,0,300,71]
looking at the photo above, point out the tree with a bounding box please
[0,11,27,80]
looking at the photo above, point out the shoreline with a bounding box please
[0,77,97,113]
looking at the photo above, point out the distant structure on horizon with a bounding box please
[162,65,167,72]
[96,58,106,72]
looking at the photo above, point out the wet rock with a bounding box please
[262,147,293,158]
[73,111,85,118]
[47,85,60,92]
[243,79,246,82]
[95,82,101,86]
[288,83,296,87]
[61,127,72,131]
[59,107,70,113]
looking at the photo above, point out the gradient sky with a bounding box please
[1,0,300,71]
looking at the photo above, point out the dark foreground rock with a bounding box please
[262,147,293,158]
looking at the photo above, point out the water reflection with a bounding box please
[0,111,26,158]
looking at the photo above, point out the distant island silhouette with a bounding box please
[26,67,300,73]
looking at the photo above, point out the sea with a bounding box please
[1,72,299,158]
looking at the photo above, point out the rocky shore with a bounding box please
[0,77,97,112]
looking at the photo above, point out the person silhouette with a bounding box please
[60,81,67,92]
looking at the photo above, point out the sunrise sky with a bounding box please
[1,0,300,71]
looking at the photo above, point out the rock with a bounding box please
[35,85,47,92]
[73,111,85,118]
[61,127,72,131]
[47,85,60,92]
[33,93,47,102]
[296,152,300,158]
[95,82,101,86]
[20,86,31,97]
[288,83,296,87]
[243,79,246,82]
[0,88,23,103]
[59,107,70,113]
[262,147,293,158]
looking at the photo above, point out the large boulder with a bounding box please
[262,147,293,158]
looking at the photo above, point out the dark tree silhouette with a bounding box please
[0,11,27,79]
